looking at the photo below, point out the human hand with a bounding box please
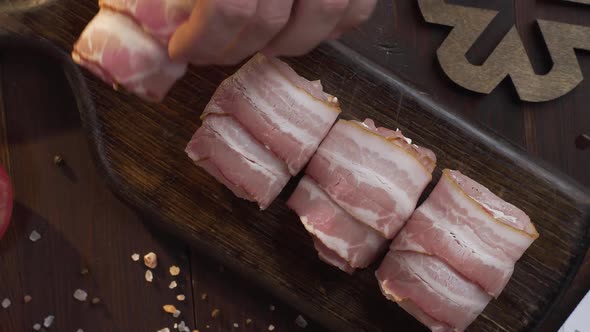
[168,0,377,65]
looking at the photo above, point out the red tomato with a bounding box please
[0,165,13,239]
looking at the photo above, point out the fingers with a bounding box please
[169,0,376,65]
[263,0,350,57]
[221,0,294,65]
[331,0,378,38]
[169,0,258,64]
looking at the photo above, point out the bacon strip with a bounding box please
[376,251,492,331]
[287,176,388,270]
[306,119,436,238]
[185,114,290,210]
[203,53,341,175]
[392,169,538,297]
[72,9,187,102]
[99,0,195,44]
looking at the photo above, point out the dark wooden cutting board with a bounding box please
[1,1,589,331]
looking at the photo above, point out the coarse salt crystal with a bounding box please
[73,289,88,302]
[157,328,170,332]
[29,230,41,242]
[295,315,308,328]
[144,252,158,269]
[178,321,189,332]
[145,270,153,282]
[174,323,178,328]
[77,329,84,332]
[268,324,275,331]
[233,323,239,328]
[33,323,41,331]
[173,309,181,318]
[131,253,140,261]
[1,298,11,309]
[169,265,180,276]
[176,294,186,301]
[169,281,177,289]
[43,315,55,328]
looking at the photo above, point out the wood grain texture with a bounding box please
[0,37,320,332]
[0,47,198,332]
[0,0,588,331]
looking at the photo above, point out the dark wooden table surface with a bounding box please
[0,1,588,331]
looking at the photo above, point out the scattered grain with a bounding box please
[169,265,180,276]
[73,289,88,302]
[269,304,275,311]
[33,323,41,331]
[80,268,89,276]
[131,253,140,261]
[1,298,11,309]
[43,315,55,328]
[295,315,308,328]
[29,230,42,242]
[233,323,239,328]
[178,321,189,332]
[200,293,208,301]
[268,324,275,331]
[168,281,177,289]
[24,295,32,303]
[144,252,158,269]
[76,329,84,332]
[245,318,253,325]
[163,304,177,314]
[211,308,220,318]
[176,294,186,301]
[91,297,101,305]
[157,328,170,332]
[145,270,153,282]
[53,155,64,165]
[173,309,181,318]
